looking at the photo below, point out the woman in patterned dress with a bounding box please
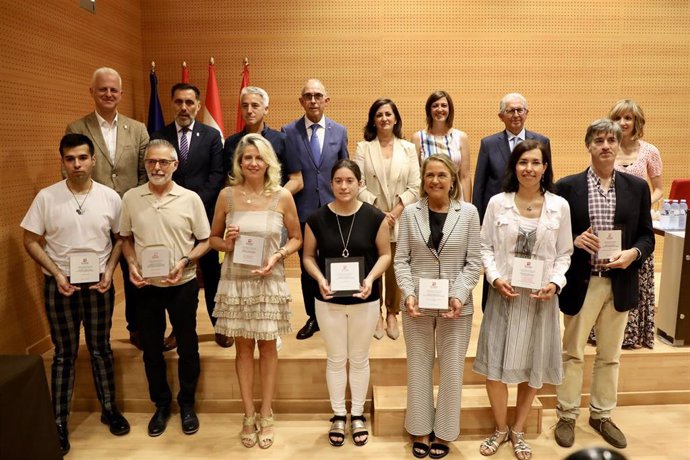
[474,140,573,460]
[412,90,472,202]
[589,100,663,349]
[210,134,302,449]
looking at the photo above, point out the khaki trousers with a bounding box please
[556,276,628,420]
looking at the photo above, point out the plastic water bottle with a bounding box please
[679,199,688,231]
[660,199,671,229]
[670,200,680,230]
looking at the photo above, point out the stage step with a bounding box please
[372,384,542,438]
[44,345,690,414]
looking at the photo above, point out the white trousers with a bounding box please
[315,299,379,416]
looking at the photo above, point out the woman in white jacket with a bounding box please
[355,98,420,340]
[474,139,573,460]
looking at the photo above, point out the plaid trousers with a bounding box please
[44,276,116,425]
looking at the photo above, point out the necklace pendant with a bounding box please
[526,205,532,211]
[76,209,83,215]
[342,249,349,258]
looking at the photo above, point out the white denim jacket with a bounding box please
[480,191,573,290]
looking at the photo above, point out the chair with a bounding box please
[669,179,690,202]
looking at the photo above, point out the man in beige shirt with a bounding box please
[120,139,209,437]
[66,67,150,348]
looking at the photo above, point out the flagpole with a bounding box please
[235,58,250,133]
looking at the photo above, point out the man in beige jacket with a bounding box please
[66,67,149,348]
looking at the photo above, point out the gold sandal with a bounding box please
[480,428,509,456]
[510,428,532,460]
[257,413,275,449]
[240,414,258,448]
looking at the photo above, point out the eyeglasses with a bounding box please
[504,108,528,116]
[301,92,325,101]
[144,159,175,168]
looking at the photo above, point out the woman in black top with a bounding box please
[303,159,391,447]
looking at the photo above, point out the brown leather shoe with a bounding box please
[215,333,234,348]
[129,331,142,350]
[163,332,177,352]
[554,417,575,447]
[589,417,627,448]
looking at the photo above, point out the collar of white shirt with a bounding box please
[304,117,325,132]
[95,111,118,128]
[506,128,526,142]
[175,120,196,133]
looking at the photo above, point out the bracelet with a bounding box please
[277,247,288,259]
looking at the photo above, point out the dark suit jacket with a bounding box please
[282,116,349,222]
[473,129,550,222]
[556,169,654,316]
[223,124,299,185]
[151,121,224,220]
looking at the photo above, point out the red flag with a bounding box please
[235,58,250,132]
[181,61,190,83]
[203,57,225,139]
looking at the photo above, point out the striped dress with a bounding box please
[416,128,463,167]
[473,216,563,388]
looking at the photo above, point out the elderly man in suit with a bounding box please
[66,67,149,349]
[473,93,551,222]
[283,79,349,339]
[472,93,551,311]
[151,83,228,348]
[553,119,654,450]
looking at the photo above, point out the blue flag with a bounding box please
[147,70,164,134]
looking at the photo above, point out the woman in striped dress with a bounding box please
[395,154,481,459]
[473,140,573,459]
[412,90,472,202]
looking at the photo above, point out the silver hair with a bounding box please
[585,119,623,146]
[90,67,122,88]
[240,86,269,107]
[499,93,528,113]
[145,139,178,160]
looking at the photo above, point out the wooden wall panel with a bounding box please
[140,0,689,267]
[0,0,145,354]
[2,0,687,354]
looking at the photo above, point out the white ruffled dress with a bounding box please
[213,190,292,340]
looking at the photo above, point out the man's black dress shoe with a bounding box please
[147,406,171,437]
[101,408,131,436]
[180,405,199,435]
[296,318,319,340]
[56,423,70,455]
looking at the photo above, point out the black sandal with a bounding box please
[429,442,450,459]
[412,432,435,458]
[328,415,346,447]
[350,415,368,446]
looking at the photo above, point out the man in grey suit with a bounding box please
[473,93,551,222]
[472,93,551,311]
[283,79,349,339]
[66,67,149,348]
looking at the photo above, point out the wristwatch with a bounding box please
[180,256,192,267]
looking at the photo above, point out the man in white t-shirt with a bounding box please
[21,134,129,455]
[120,139,210,437]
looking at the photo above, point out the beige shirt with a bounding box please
[119,182,210,287]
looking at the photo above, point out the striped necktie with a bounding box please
[179,127,189,164]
